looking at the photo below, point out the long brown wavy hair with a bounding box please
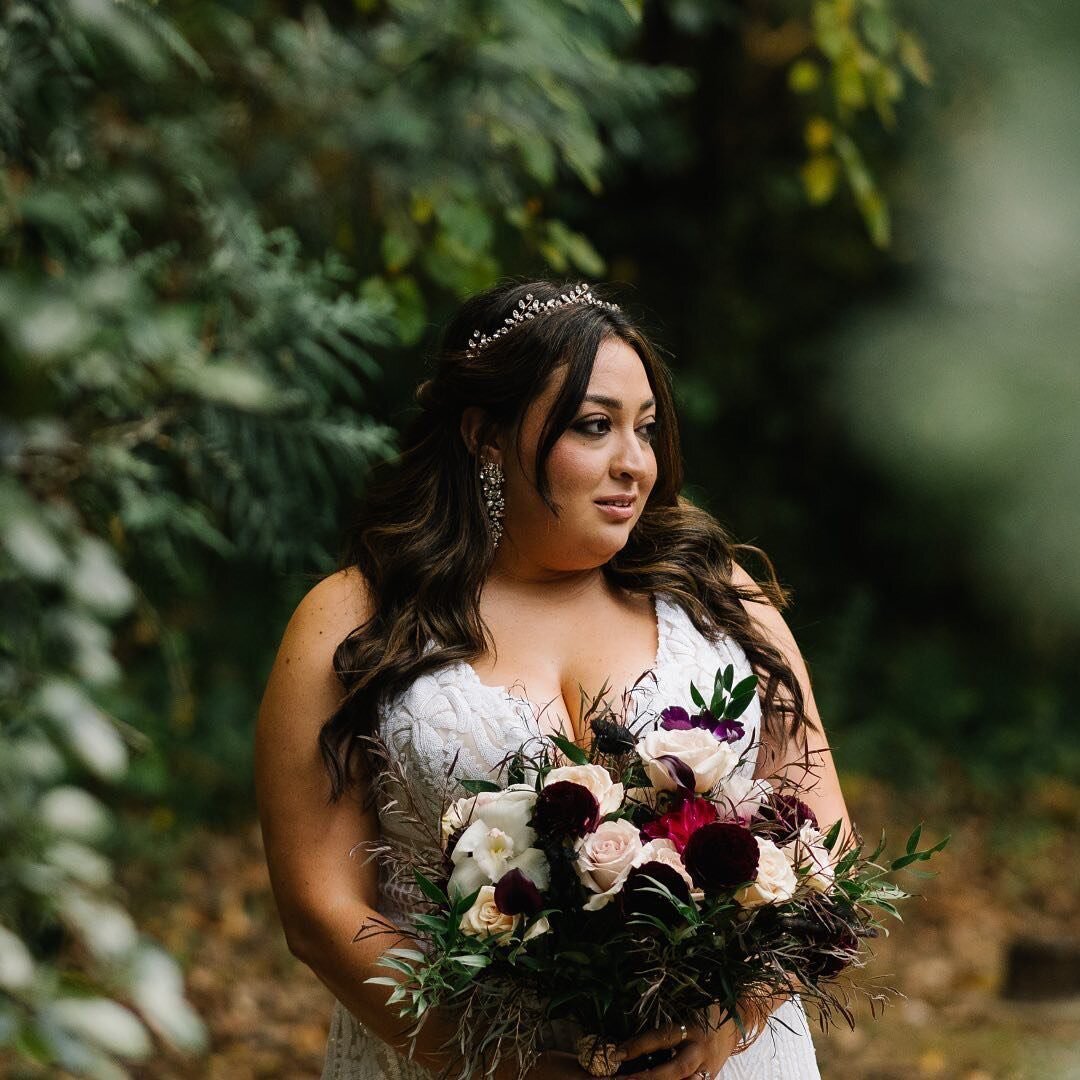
[320,278,812,801]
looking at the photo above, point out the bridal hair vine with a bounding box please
[465,282,621,359]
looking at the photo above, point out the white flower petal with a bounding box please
[506,847,551,892]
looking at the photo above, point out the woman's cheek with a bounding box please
[545,445,598,500]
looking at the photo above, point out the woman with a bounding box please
[256,279,852,1080]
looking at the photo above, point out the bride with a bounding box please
[255,280,852,1080]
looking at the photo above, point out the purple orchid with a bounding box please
[659,705,744,744]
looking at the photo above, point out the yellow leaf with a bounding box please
[801,154,840,204]
[857,189,891,249]
[834,57,867,109]
[409,194,434,225]
[805,116,833,151]
[898,30,934,86]
[788,59,822,94]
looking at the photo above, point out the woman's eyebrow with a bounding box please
[582,393,656,412]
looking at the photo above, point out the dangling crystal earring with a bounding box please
[479,459,505,549]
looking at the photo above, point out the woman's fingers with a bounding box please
[622,1039,702,1080]
[614,1021,686,1064]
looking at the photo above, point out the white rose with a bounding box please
[635,728,739,794]
[575,819,644,900]
[714,776,772,824]
[441,791,499,843]
[783,822,836,894]
[459,885,519,941]
[734,837,798,909]
[544,764,624,816]
[582,838,697,913]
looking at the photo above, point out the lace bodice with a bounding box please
[321,591,821,1080]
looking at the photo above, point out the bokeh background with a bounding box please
[2,1,1078,1078]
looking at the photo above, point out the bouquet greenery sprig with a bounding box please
[357,664,948,1080]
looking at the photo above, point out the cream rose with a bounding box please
[734,837,798,908]
[459,885,519,941]
[783,822,836,894]
[575,819,644,904]
[635,727,739,794]
[714,776,772,824]
[544,764,624,816]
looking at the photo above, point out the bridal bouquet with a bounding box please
[358,665,947,1080]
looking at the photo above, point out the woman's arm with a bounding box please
[732,560,854,843]
[256,570,585,1080]
[255,568,458,1072]
[732,559,855,1048]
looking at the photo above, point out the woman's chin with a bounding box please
[586,530,632,559]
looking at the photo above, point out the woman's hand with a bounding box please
[611,1007,740,1080]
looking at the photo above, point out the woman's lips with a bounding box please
[594,499,635,521]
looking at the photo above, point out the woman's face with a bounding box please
[494,336,659,574]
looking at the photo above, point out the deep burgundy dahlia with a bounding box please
[754,792,819,842]
[621,861,693,923]
[682,821,760,891]
[532,780,601,840]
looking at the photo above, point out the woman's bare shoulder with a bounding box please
[285,566,373,651]
[259,569,375,765]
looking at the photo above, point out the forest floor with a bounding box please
[6,776,1080,1080]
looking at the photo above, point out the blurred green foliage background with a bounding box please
[2,0,1077,1076]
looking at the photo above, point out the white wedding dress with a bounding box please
[321,590,821,1079]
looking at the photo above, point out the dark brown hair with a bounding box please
[320,278,812,800]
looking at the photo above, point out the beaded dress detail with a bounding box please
[321,592,821,1080]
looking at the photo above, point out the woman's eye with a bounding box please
[575,418,658,441]
[575,418,612,436]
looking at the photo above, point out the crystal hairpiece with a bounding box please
[465,282,620,358]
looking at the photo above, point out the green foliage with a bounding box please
[790,0,934,246]
[0,0,936,1073]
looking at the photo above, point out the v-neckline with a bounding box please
[456,591,670,726]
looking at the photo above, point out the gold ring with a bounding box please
[678,1023,688,1042]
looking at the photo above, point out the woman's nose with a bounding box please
[610,427,651,478]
